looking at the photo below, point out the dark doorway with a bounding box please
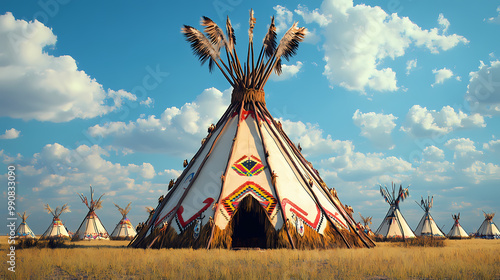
[231,195,268,249]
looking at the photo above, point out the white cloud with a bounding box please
[431,67,455,87]
[88,87,230,157]
[465,60,500,116]
[20,143,163,194]
[400,105,486,138]
[269,62,303,81]
[140,97,154,107]
[438,13,450,33]
[486,6,500,24]
[352,109,397,149]
[444,138,483,167]
[0,149,22,164]
[0,128,20,139]
[422,146,445,162]
[0,12,138,122]
[312,1,468,93]
[321,151,413,182]
[406,59,417,75]
[273,5,293,33]
[463,161,500,184]
[295,5,332,26]
[483,139,500,154]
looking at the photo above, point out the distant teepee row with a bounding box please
[15,186,137,240]
[374,183,499,239]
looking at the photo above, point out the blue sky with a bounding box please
[1,0,499,235]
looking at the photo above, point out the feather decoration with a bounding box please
[182,25,220,72]
[225,16,236,53]
[275,22,307,61]
[201,16,226,51]
[248,9,256,44]
[114,202,132,217]
[263,17,277,59]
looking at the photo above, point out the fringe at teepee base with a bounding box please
[139,195,369,249]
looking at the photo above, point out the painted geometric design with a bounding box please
[231,155,265,177]
[222,181,277,216]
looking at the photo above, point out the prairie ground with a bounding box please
[1,236,499,279]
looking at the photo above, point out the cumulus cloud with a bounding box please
[273,5,294,33]
[483,138,500,154]
[485,6,500,24]
[301,1,469,93]
[422,146,445,162]
[465,60,500,115]
[278,117,412,182]
[431,67,457,87]
[295,4,332,26]
[88,87,230,157]
[269,62,303,81]
[438,13,450,33]
[400,105,486,138]
[17,143,162,194]
[406,59,417,75]
[0,128,20,139]
[463,161,500,184]
[0,12,138,122]
[352,110,397,149]
[444,138,483,168]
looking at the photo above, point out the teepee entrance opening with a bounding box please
[231,195,268,249]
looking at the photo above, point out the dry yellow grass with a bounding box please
[1,236,499,279]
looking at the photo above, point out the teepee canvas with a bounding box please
[16,211,36,239]
[375,183,415,239]
[110,202,137,240]
[130,11,374,249]
[414,196,445,237]
[476,212,500,239]
[447,213,469,239]
[72,187,109,241]
[40,204,71,240]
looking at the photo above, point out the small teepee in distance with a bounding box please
[130,10,373,249]
[447,213,469,239]
[110,202,137,240]
[375,183,415,239]
[16,211,36,239]
[476,212,500,239]
[40,204,71,240]
[72,186,109,241]
[359,213,374,237]
[414,196,445,237]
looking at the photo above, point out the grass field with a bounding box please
[1,236,499,279]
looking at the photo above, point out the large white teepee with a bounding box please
[447,213,469,239]
[40,204,71,240]
[16,211,36,239]
[72,187,109,241]
[110,202,137,240]
[130,11,374,249]
[414,196,445,237]
[476,212,500,239]
[375,183,416,239]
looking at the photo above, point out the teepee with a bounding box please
[72,187,109,240]
[375,183,415,239]
[130,11,374,249]
[414,196,445,237]
[40,204,71,240]
[359,213,374,237]
[110,202,137,240]
[476,212,500,239]
[16,211,36,238]
[447,213,469,239]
